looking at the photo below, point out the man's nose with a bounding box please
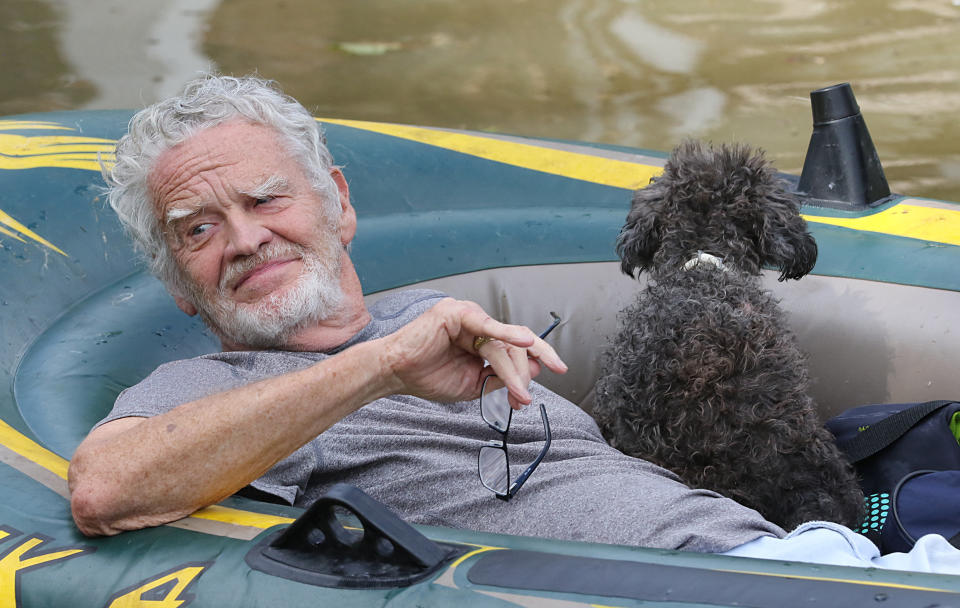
[224,213,272,258]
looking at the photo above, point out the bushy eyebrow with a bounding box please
[239,175,289,199]
[165,204,201,225]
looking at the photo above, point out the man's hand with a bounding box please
[380,298,567,408]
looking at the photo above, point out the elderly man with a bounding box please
[67,75,960,572]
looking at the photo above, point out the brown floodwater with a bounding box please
[3,0,959,201]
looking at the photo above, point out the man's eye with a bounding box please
[254,196,275,206]
[190,223,213,236]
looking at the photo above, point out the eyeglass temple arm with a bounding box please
[507,403,552,496]
[538,312,561,340]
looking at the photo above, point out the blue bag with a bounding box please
[826,400,960,553]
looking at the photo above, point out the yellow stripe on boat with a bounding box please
[189,504,294,529]
[803,203,960,247]
[448,546,505,569]
[0,419,70,480]
[321,118,661,190]
[0,208,67,256]
[0,225,26,243]
[0,121,73,132]
[0,133,116,172]
[716,567,953,594]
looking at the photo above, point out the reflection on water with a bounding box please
[610,10,703,74]
[0,0,94,114]
[1,0,958,201]
[657,87,726,138]
[55,0,219,109]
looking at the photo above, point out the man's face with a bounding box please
[148,120,347,349]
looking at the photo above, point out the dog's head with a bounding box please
[617,140,817,281]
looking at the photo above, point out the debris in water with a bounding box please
[336,41,403,56]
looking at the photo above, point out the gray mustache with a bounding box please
[219,241,304,292]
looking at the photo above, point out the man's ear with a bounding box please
[330,168,357,246]
[173,294,198,316]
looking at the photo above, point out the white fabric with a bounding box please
[722,521,960,574]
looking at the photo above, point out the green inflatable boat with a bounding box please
[2,84,959,606]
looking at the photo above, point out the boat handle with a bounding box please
[245,483,462,588]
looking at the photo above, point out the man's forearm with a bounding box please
[68,339,396,536]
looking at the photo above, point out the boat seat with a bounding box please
[13,261,959,460]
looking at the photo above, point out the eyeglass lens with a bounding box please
[478,445,509,494]
[480,376,511,432]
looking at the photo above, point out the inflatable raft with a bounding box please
[2,84,959,606]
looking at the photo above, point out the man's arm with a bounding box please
[68,298,565,536]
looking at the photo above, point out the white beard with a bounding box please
[180,234,344,349]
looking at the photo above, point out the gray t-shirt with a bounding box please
[101,289,785,552]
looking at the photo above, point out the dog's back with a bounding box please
[594,141,864,531]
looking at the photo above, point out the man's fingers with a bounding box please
[525,336,567,375]
[454,301,535,350]
[432,298,569,405]
[457,303,566,371]
[477,340,532,405]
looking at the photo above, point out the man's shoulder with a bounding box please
[362,289,446,338]
[366,288,447,319]
[147,349,321,380]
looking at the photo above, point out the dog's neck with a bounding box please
[682,251,728,272]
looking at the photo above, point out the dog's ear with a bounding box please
[617,184,663,277]
[759,190,818,281]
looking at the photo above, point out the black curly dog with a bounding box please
[594,140,864,531]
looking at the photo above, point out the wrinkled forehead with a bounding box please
[147,121,292,216]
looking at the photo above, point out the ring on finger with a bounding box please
[472,335,494,352]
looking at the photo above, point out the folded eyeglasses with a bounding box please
[477,313,561,501]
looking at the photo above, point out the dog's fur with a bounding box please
[593,140,864,531]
